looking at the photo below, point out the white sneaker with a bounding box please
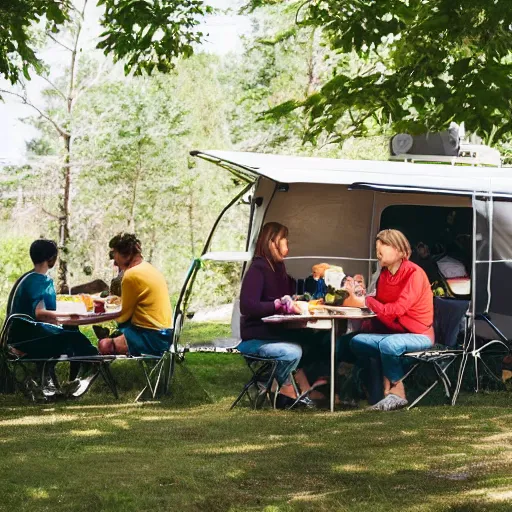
[368,393,408,411]
[71,373,99,398]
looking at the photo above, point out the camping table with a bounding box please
[262,310,376,412]
[56,310,121,326]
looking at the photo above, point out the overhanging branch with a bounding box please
[0,89,70,138]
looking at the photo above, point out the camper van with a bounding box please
[173,148,512,381]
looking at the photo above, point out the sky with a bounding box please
[0,0,250,165]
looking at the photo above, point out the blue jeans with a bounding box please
[349,333,432,383]
[237,339,302,386]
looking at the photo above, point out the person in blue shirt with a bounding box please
[8,239,98,397]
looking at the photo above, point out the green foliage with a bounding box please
[251,0,512,144]
[0,0,212,86]
[0,0,71,83]
[97,0,213,75]
[0,237,32,324]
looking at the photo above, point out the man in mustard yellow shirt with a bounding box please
[98,233,173,356]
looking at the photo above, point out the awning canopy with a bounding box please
[191,150,512,196]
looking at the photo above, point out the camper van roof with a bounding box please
[191,150,512,197]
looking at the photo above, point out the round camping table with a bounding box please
[55,310,121,326]
[262,309,376,412]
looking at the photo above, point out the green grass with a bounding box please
[1,324,512,511]
[181,321,233,346]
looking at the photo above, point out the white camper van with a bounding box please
[173,148,512,396]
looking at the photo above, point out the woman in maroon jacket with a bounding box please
[238,222,318,408]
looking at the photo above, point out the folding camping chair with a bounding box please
[230,355,280,410]
[401,297,470,409]
[0,313,118,401]
[103,344,175,402]
[451,312,511,404]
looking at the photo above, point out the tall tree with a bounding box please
[0,0,212,86]
[254,0,512,145]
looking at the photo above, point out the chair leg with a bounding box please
[99,362,119,399]
[230,360,279,410]
[407,380,439,409]
[406,356,458,409]
[135,360,154,402]
[135,358,167,402]
[230,379,256,410]
[162,352,175,397]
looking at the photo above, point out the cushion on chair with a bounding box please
[434,297,469,347]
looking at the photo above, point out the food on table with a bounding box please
[105,295,121,310]
[309,263,346,299]
[56,294,87,314]
[324,266,346,289]
[100,290,109,298]
[324,286,349,306]
[294,301,310,315]
[80,294,94,312]
[106,295,121,306]
[56,294,82,302]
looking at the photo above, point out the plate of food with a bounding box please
[323,305,373,316]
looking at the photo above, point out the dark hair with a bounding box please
[108,233,142,259]
[30,239,58,265]
[254,222,289,263]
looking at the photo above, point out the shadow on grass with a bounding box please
[1,397,512,511]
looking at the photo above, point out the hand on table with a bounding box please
[341,281,366,308]
[274,295,302,314]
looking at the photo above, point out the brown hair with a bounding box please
[254,222,289,263]
[376,229,412,260]
[108,233,142,258]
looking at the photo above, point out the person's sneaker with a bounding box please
[292,396,316,410]
[24,378,47,403]
[338,398,359,409]
[59,379,81,396]
[41,377,60,398]
[70,372,99,398]
[276,394,316,410]
[368,393,408,411]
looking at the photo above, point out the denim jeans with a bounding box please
[349,333,432,383]
[236,339,302,386]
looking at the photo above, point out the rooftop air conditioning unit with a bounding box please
[389,123,501,167]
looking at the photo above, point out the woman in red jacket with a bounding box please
[346,229,434,411]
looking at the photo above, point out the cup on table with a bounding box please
[93,300,105,314]
[295,301,309,316]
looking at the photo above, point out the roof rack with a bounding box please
[389,143,502,167]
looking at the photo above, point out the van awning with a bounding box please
[191,149,512,196]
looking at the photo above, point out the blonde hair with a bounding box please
[376,229,412,260]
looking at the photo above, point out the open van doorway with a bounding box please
[379,205,472,297]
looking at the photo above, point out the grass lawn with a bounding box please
[180,321,234,346]
[1,324,512,511]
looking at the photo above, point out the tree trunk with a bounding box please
[305,28,321,97]
[55,0,88,292]
[56,135,72,293]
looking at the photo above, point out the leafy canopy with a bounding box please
[0,0,71,83]
[0,0,212,84]
[260,0,512,143]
